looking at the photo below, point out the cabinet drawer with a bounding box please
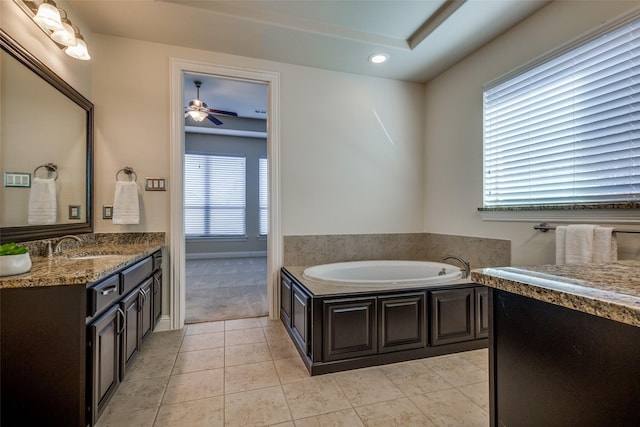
[121,257,153,295]
[88,275,121,317]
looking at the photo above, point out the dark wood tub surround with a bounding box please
[472,260,640,427]
[281,267,488,375]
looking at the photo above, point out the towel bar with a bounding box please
[534,222,640,234]
[116,166,137,182]
[33,163,58,180]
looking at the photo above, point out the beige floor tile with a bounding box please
[380,360,453,396]
[260,316,282,328]
[355,398,435,427]
[224,385,292,426]
[104,376,168,413]
[274,357,311,384]
[459,349,489,372]
[421,354,488,387]
[269,422,295,427]
[124,350,177,382]
[268,339,300,360]
[95,407,157,427]
[162,369,224,404]
[225,341,272,366]
[294,409,364,427]
[457,382,489,412]
[225,317,263,331]
[409,388,489,427]
[180,332,225,352]
[225,327,266,346]
[263,323,290,342]
[333,367,404,407]
[186,321,225,335]
[154,396,224,427]
[225,360,280,394]
[282,376,352,419]
[142,329,185,355]
[172,347,225,374]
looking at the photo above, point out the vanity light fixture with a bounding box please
[368,53,389,64]
[15,0,91,60]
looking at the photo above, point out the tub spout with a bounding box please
[442,255,470,279]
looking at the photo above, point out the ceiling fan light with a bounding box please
[368,53,389,64]
[34,2,64,32]
[65,35,90,60]
[51,21,76,46]
[187,110,208,122]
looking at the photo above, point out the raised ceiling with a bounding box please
[68,0,550,83]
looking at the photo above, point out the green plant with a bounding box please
[0,242,28,256]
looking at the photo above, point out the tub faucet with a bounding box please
[52,235,82,255]
[442,255,470,279]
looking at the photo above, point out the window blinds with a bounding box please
[184,154,246,236]
[259,157,269,235]
[483,16,640,208]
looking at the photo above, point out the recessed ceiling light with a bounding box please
[368,53,389,64]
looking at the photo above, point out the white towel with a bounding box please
[593,226,617,263]
[555,226,567,264]
[565,224,596,264]
[28,177,57,224]
[113,181,139,225]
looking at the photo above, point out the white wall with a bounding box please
[423,1,640,266]
[91,35,425,237]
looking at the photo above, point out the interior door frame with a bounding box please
[168,58,282,330]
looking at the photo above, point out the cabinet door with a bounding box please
[378,293,426,353]
[140,278,153,344]
[89,304,124,425]
[430,288,474,346]
[475,286,489,339]
[323,297,377,361]
[153,270,162,327]
[291,285,309,354]
[280,273,292,327]
[120,287,141,379]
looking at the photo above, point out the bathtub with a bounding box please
[302,260,463,287]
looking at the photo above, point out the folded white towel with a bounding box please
[113,181,139,225]
[555,226,568,264]
[565,224,596,264]
[28,177,57,224]
[593,226,617,263]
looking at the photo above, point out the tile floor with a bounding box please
[96,317,489,427]
[185,257,268,323]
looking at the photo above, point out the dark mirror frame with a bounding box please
[0,30,93,243]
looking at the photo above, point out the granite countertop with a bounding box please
[471,260,640,328]
[0,233,164,289]
[284,266,474,297]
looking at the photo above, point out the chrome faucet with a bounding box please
[442,255,470,279]
[52,235,82,255]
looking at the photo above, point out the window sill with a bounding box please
[186,235,248,242]
[479,203,640,224]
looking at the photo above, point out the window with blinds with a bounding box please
[259,157,269,235]
[184,154,246,236]
[483,16,640,208]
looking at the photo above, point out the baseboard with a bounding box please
[154,315,173,332]
[185,251,267,260]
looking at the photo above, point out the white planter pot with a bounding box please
[0,253,32,276]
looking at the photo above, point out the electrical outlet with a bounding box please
[103,205,113,219]
[68,205,81,220]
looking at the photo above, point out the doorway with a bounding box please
[183,73,269,323]
[169,59,281,331]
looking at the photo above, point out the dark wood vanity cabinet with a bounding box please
[291,284,311,354]
[378,293,426,353]
[280,273,293,325]
[430,287,475,345]
[475,286,489,338]
[323,297,377,361]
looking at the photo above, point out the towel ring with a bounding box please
[33,163,58,180]
[116,166,137,182]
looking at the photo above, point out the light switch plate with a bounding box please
[68,205,81,220]
[103,205,113,219]
[4,172,31,187]
[145,177,166,191]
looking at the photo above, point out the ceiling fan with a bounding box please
[184,80,238,125]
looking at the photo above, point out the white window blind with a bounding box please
[483,16,640,208]
[184,154,246,236]
[259,157,269,235]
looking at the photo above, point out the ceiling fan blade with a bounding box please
[206,114,223,126]
[208,108,238,117]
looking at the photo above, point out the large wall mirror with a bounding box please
[0,30,93,243]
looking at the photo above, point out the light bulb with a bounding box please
[65,36,90,60]
[34,2,64,32]
[188,110,208,122]
[51,21,76,47]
